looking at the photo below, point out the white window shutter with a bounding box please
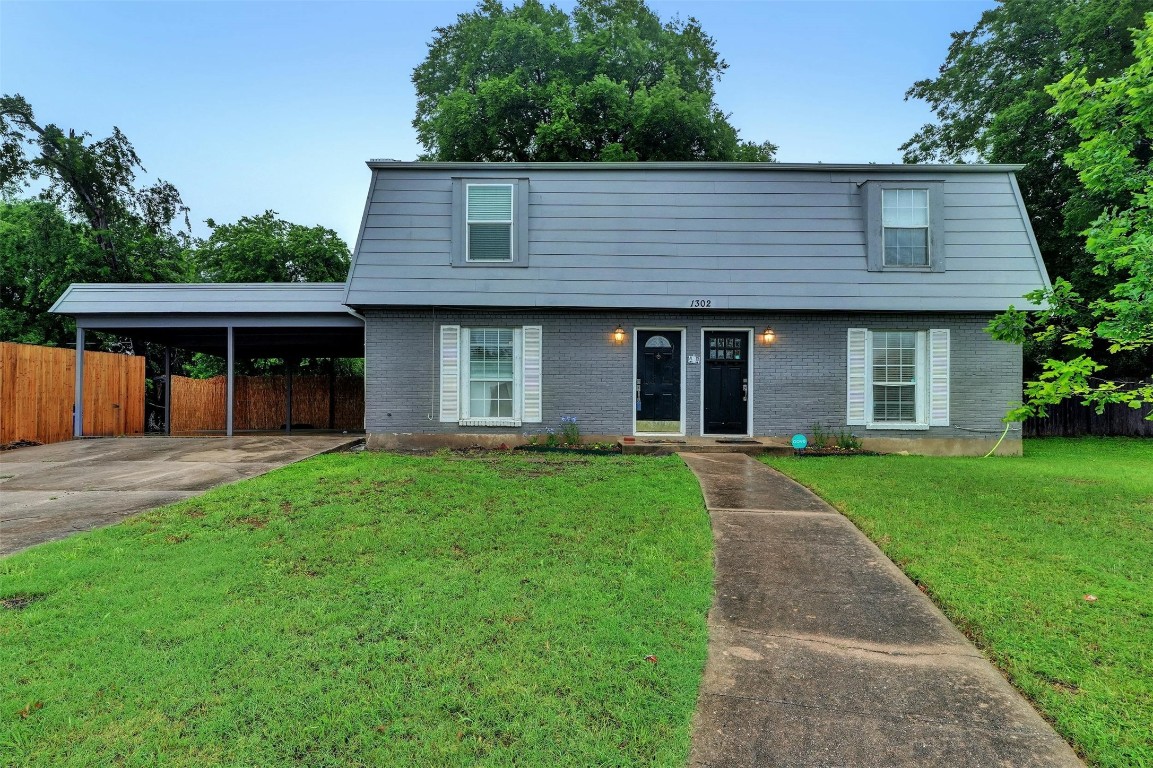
[521,325,543,423]
[929,328,950,426]
[846,328,868,425]
[439,325,461,422]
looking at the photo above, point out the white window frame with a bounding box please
[459,327,522,427]
[631,327,687,438]
[881,188,931,268]
[866,329,930,430]
[698,327,754,438]
[465,183,515,263]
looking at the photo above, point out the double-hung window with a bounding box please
[882,189,929,267]
[452,178,529,266]
[466,184,514,262]
[438,324,543,426]
[863,180,945,272]
[871,330,921,423]
[847,328,951,429]
[467,328,516,419]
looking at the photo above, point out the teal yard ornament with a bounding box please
[791,434,808,450]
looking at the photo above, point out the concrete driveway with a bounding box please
[0,436,360,556]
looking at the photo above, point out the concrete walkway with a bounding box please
[0,436,360,556]
[680,453,1083,768]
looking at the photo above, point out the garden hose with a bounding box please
[982,422,1012,458]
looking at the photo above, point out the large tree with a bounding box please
[989,14,1153,420]
[902,0,1150,371]
[412,0,776,162]
[0,94,192,285]
[0,199,103,346]
[195,210,350,283]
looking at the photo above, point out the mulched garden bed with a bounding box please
[793,448,882,457]
[516,444,622,455]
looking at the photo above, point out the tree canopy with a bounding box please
[196,211,350,283]
[901,0,1150,373]
[0,94,192,284]
[0,199,104,346]
[988,13,1153,420]
[412,0,776,162]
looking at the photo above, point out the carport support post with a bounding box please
[285,358,294,435]
[327,357,336,430]
[73,326,85,437]
[226,326,235,438]
[163,346,172,435]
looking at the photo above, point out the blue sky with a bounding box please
[1,0,995,246]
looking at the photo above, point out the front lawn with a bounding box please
[765,438,1153,768]
[0,452,713,767]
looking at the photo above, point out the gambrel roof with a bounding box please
[345,162,1050,312]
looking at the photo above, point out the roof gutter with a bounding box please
[366,160,1027,173]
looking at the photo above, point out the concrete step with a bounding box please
[619,439,794,456]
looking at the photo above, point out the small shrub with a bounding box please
[836,429,862,451]
[810,423,832,450]
[544,428,559,448]
[560,416,581,446]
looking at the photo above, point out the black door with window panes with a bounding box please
[636,331,681,424]
[703,331,749,434]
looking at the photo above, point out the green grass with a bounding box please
[765,438,1153,768]
[0,452,714,767]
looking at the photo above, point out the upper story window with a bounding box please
[452,178,529,267]
[466,184,514,262]
[863,180,945,273]
[882,189,929,267]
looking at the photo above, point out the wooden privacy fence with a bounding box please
[0,342,145,445]
[1024,400,1153,437]
[170,375,364,433]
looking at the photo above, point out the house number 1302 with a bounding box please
[689,299,712,308]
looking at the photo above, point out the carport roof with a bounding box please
[49,282,364,358]
[50,282,355,315]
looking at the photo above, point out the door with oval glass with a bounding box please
[636,330,682,434]
[703,330,749,434]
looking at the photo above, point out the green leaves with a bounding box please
[989,15,1153,422]
[0,200,99,346]
[904,0,1150,382]
[195,211,350,284]
[411,0,776,162]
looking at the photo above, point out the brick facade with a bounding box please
[364,309,1021,451]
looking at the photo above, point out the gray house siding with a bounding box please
[346,164,1048,312]
[364,309,1020,450]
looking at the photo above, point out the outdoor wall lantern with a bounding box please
[761,327,776,345]
[613,325,626,344]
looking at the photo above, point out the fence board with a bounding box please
[1024,400,1153,437]
[0,342,145,445]
[170,375,364,432]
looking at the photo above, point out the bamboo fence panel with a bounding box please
[170,375,364,432]
[169,376,226,433]
[0,341,145,445]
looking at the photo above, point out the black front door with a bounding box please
[703,331,749,434]
[637,330,681,430]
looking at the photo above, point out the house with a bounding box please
[51,161,1049,456]
[344,161,1048,456]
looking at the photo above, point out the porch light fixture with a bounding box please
[762,327,776,344]
[613,325,626,344]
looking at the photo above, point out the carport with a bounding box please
[49,283,364,437]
